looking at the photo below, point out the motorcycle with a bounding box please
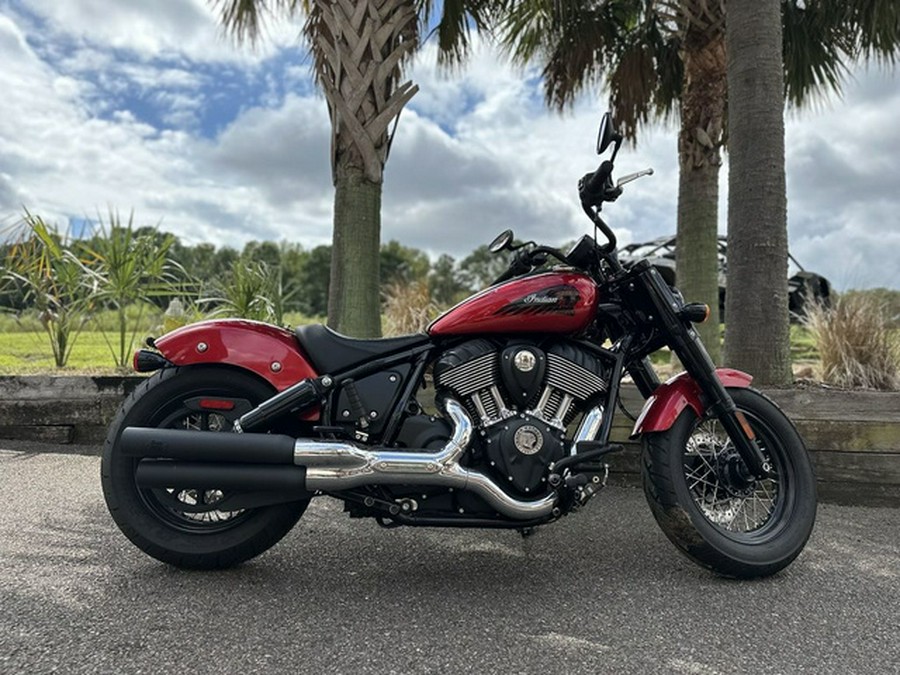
[102,113,816,578]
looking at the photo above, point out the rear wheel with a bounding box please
[101,367,309,569]
[642,387,816,578]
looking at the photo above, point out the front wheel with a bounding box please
[642,387,816,578]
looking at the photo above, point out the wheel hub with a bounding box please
[718,453,757,498]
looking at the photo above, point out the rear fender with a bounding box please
[151,319,319,392]
[630,368,753,438]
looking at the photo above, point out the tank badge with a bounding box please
[495,285,580,316]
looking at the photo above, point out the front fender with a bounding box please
[152,319,319,392]
[630,368,753,438]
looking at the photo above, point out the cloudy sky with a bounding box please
[1,0,898,290]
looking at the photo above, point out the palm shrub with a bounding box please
[803,294,899,390]
[203,259,285,324]
[1,212,94,367]
[81,211,186,369]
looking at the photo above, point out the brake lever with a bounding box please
[616,167,654,188]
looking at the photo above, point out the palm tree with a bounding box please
[499,0,900,370]
[211,0,492,337]
[501,0,726,362]
[725,0,900,384]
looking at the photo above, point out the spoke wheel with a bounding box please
[102,366,309,569]
[683,416,780,535]
[642,387,817,578]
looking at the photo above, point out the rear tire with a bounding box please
[642,387,816,578]
[101,367,309,569]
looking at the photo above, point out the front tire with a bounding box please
[642,387,816,578]
[101,366,309,569]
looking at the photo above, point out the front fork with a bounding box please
[633,262,772,479]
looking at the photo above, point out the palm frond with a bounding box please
[419,0,502,67]
[209,0,305,43]
[500,0,642,111]
[782,0,851,105]
[839,0,900,64]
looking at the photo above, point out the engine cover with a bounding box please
[484,414,566,494]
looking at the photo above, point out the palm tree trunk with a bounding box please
[676,29,726,365]
[724,0,791,385]
[328,163,382,337]
[308,0,419,338]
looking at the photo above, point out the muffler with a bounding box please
[120,426,295,464]
[118,399,557,520]
[135,461,308,492]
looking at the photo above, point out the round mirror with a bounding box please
[596,112,614,154]
[488,229,514,253]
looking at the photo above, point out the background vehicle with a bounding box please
[619,235,832,321]
[102,113,817,579]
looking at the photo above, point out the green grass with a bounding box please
[0,310,324,375]
[0,331,131,374]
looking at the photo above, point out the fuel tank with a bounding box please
[428,272,598,336]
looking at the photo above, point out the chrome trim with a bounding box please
[293,398,556,520]
[534,386,553,414]
[570,406,604,455]
[555,393,574,424]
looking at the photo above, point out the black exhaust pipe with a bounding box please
[119,427,295,464]
[135,460,309,493]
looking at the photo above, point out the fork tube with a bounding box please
[634,262,771,478]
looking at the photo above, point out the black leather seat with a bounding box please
[295,324,431,374]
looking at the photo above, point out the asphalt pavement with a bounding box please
[1,447,898,675]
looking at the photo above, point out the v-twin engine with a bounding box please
[294,399,557,519]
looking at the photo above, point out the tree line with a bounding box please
[0,218,513,318]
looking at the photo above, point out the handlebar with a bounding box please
[492,245,570,285]
[489,155,652,284]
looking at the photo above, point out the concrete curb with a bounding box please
[1,375,897,506]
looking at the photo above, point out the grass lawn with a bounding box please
[0,331,137,375]
[0,324,825,377]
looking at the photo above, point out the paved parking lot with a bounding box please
[1,447,898,674]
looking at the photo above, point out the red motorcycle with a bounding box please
[102,114,816,577]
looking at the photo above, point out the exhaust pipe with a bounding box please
[118,400,557,521]
[294,399,557,520]
[120,426,295,464]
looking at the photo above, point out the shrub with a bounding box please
[202,259,292,324]
[81,211,187,369]
[803,294,899,390]
[382,280,439,337]
[1,213,94,367]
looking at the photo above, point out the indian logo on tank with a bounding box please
[494,284,581,316]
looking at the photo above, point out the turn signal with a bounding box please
[679,303,710,323]
[133,349,171,373]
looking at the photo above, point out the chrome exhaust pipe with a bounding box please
[295,399,557,521]
[121,399,557,521]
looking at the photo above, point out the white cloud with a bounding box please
[0,4,897,292]
[18,0,299,64]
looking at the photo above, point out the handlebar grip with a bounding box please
[585,161,614,194]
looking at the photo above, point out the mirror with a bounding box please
[488,229,514,253]
[596,112,614,154]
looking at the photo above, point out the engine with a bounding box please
[433,339,609,495]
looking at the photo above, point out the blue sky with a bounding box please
[1,0,899,290]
